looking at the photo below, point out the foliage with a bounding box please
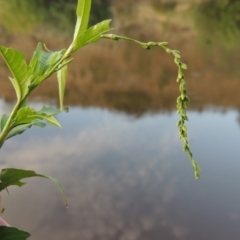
[151,1,177,12]
[0,168,67,206]
[0,0,200,238]
[0,227,30,240]
[0,0,111,33]
[194,0,240,49]
[0,0,44,33]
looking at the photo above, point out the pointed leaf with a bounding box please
[74,20,112,51]
[57,63,68,111]
[73,0,92,41]
[6,121,46,140]
[7,106,60,139]
[29,43,66,87]
[0,227,30,240]
[14,107,61,128]
[38,106,60,115]
[0,168,68,207]
[0,45,32,100]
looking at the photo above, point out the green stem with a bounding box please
[0,100,21,148]
[101,34,168,49]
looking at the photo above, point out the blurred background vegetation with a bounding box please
[0,0,111,34]
[0,0,240,48]
[193,0,240,49]
[0,0,240,115]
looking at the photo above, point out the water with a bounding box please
[1,1,240,239]
[1,104,240,239]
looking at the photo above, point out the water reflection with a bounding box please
[1,37,240,116]
[1,99,240,239]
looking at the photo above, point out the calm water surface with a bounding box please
[1,1,240,239]
[1,100,240,240]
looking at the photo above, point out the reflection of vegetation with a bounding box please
[104,90,152,117]
[1,36,240,115]
[194,0,240,49]
[152,1,177,12]
[0,0,111,33]
[158,68,173,88]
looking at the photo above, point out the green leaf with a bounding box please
[74,20,112,51]
[38,106,60,115]
[0,168,68,207]
[57,63,68,111]
[0,227,30,240]
[29,43,66,87]
[14,107,61,128]
[73,0,92,41]
[6,106,60,139]
[0,45,32,101]
[6,121,46,140]
[0,115,9,133]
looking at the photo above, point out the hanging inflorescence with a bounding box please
[101,34,201,179]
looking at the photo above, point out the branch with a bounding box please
[101,33,201,179]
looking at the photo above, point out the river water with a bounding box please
[1,1,240,240]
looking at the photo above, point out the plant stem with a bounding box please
[0,100,21,148]
[101,34,168,49]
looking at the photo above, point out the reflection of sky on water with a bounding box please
[1,1,240,239]
[1,99,240,239]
